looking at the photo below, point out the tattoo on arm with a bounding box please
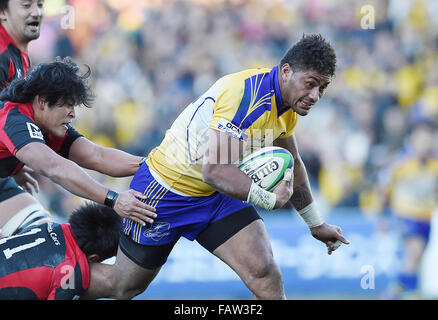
[290,183,313,211]
[275,134,314,210]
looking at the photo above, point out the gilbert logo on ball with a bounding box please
[238,146,294,191]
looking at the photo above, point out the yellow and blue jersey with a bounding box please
[387,154,438,221]
[147,66,299,196]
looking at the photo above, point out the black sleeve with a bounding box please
[59,124,83,159]
[2,107,46,154]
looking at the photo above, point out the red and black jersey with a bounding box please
[0,222,90,300]
[0,24,31,89]
[0,101,83,177]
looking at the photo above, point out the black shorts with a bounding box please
[119,206,262,270]
[0,177,25,203]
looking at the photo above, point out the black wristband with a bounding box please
[139,157,146,166]
[104,189,119,208]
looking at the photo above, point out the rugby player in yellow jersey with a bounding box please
[381,122,438,299]
[82,34,350,300]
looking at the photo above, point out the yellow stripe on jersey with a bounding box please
[245,73,269,118]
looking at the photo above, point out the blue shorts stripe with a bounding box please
[151,186,168,207]
[134,221,142,243]
[123,219,131,234]
[144,180,159,202]
[142,179,155,195]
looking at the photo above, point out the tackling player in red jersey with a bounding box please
[0,58,157,225]
[0,1,154,227]
[0,181,121,300]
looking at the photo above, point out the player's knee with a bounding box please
[104,266,149,300]
[117,287,147,300]
[113,281,148,300]
[245,255,281,283]
[244,258,284,299]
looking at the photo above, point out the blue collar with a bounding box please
[270,66,291,116]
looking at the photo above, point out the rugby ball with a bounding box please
[238,146,294,191]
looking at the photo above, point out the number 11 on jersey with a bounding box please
[1,228,46,259]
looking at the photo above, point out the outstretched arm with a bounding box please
[16,142,156,225]
[274,134,349,254]
[274,134,318,211]
[68,137,143,177]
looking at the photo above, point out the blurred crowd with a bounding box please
[28,0,438,219]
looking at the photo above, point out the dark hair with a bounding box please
[69,203,121,261]
[0,0,8,12]
[280,33,337,77]
[0,56,93,108]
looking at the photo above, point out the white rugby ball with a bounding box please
[238,146,294,191]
